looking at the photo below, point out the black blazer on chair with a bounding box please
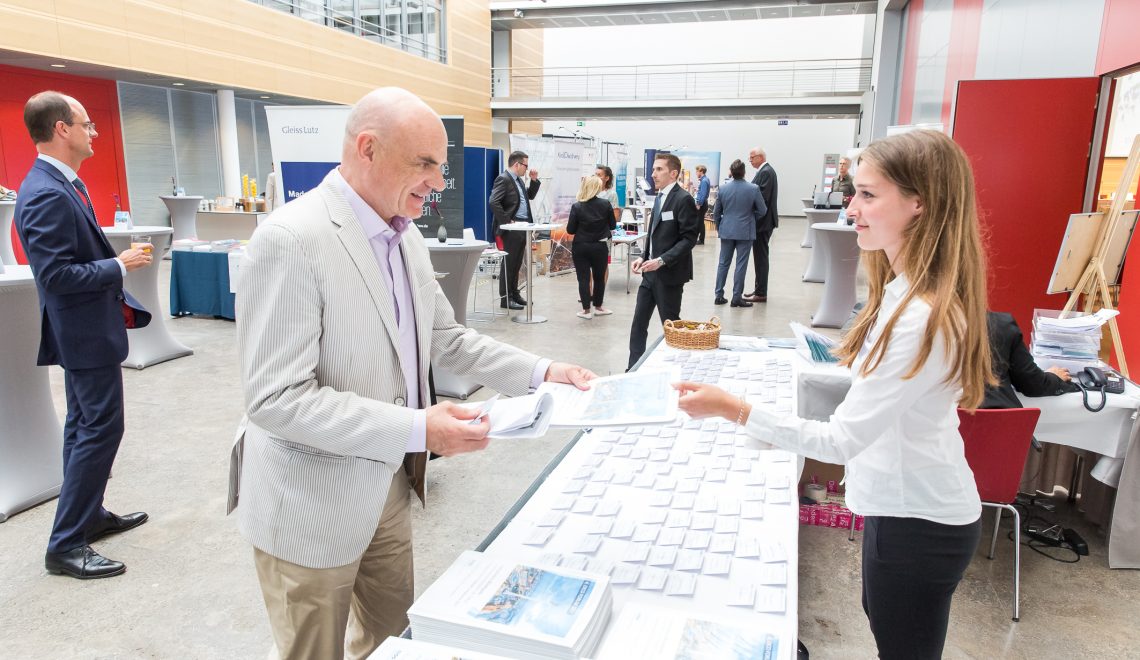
[645,185,700,286]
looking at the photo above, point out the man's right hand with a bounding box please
[425,400,492,457]
[118,247,153,272]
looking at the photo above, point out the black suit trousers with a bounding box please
[49,365,125,553]
[627,273,684,370]
[751,227,773,296]
[696,203,708,243]
[499,229,526,301]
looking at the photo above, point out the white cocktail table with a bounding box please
[810,223,860,328]
[0,200,16,265]
[500,222,563,324]
[428,238,490,398]
[160,195,204,242]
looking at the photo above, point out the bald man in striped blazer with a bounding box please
[230,88,593,660]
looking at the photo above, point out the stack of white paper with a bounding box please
[368,636,512,659]
[1031,308,1112,370]
[407,551,612,660]
[594,603,783,660]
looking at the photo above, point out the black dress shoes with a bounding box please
[45,546,126,579]
[731,299,753,308]
[87,511,148,544]
[714,297,728,305]
[501,300,524,310]
[512,295,528,305]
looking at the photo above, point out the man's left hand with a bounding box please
[545,362,595,390]
[639,258,663,273]
[529,169,539,180]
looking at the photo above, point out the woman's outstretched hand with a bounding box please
[674,381,744,421]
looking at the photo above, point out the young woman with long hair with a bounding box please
[675,130,994,659]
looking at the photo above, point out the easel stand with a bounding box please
[1061,135,1138,377]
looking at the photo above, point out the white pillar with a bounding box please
[216,89,241,198]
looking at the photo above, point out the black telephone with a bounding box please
[1075,367,1125,412]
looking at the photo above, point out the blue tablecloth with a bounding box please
[170,250,235,320]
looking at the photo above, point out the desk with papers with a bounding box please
[463,339,802,659]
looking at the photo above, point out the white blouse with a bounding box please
[745,274,981,525]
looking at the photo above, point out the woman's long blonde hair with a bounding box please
[576,175,603,202]
[834,130,995,410]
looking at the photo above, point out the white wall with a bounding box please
[544,118,858,216]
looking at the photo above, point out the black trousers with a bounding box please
[751,227,773,296]
[49,365,125,553]
[861,515,981,660]
[627,273,683,369]
[499,229,526,301]
[572,241,608,310]
[696,202,708,243]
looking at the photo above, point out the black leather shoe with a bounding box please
[45,546,126,579]
[87,511,148,544]
[500,301,524,310]
[512,296,528,305]
[731,299,753,308]
[714,297,728,305]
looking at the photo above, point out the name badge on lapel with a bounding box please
[662,211,675,221]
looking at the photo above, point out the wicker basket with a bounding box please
[663,316,721,350]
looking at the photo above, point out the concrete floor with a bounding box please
[1,216,1137,659]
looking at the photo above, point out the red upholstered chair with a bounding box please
[958,407,1041,622]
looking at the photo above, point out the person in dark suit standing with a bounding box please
[743,146,779,303]
[713,159,766,307]
[627,153,700,369]
[489,150,540,310]
[14,91,153,579]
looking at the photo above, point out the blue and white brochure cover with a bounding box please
[472,564,595,638]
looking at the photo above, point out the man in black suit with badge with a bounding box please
[744,146,779,303]
[627,153,700,369]
[489,150,540,310]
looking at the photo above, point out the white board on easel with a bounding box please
[1047,210,1139,294]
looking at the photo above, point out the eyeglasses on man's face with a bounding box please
[60,120,96,133]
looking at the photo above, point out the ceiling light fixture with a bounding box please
[260,95,271,99]
[50,63,66,68]
[172,82,185,86]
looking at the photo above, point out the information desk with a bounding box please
[426,238,489,399]
[796,357,1140,568]
[103,226,193,369]
[1,200,16,265]
[170,250,236,320]
[0,266,63,521]
[476,337,801,658]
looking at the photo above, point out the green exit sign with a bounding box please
[576,121,584,127]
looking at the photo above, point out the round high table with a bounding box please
[0,266,63,521]
[427,238,489,399]
[500,222,562,324]
[800,196,814,210]
[810,224,861,328]
[802,222,831,283]
[102,226,194,369]
[160,195,204,242]
[1,200,16,265]
[802,208,840,247]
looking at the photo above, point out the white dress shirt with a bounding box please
[745,274,981,525]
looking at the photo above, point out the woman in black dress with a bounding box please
[566,175,616,319]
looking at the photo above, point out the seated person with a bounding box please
[983,311,1078,410]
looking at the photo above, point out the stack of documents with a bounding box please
[594,604,783,660]
[1031,308,1115,369]
[407,551,613,660]
[790,322,839,363]
[369,637,511,659]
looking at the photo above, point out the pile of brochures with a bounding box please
[407,551,613,660]
[594,604,781,660]
[1031,308,1116,370]
[370,637,510,659]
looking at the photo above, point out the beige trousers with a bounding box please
[254,474,412,660]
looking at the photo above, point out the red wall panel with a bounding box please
[0,64,129,264]
[1096,0,1140,76]
[952,78,1101,337]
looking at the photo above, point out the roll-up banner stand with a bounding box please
[265,106,464,238]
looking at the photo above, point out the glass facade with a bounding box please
[254,0,446,63]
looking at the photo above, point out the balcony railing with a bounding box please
[493,59,871,102]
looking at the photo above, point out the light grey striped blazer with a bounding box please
[230,170,541,569]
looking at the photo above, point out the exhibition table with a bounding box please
[426,238,489,399]
[0,266,63,521]
[160,195,204,243]
[611,232,647,294]
[796,358,1140,568]
[195,210,265,242]
[478,337,801,658]
[103,226,193,369]
[1,200,16,265]
[801,209,840,247]
[801,223,830,283]
[810,224,860,329]
[500,222,563,324]
[170,250,236,320]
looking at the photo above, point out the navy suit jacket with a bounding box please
[713,178,766,241]
[15,158,150,370]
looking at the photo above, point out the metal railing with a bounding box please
[492,58,871,101]
[248,0,446,63]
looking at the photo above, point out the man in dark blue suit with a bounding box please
[15,91,153,579]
